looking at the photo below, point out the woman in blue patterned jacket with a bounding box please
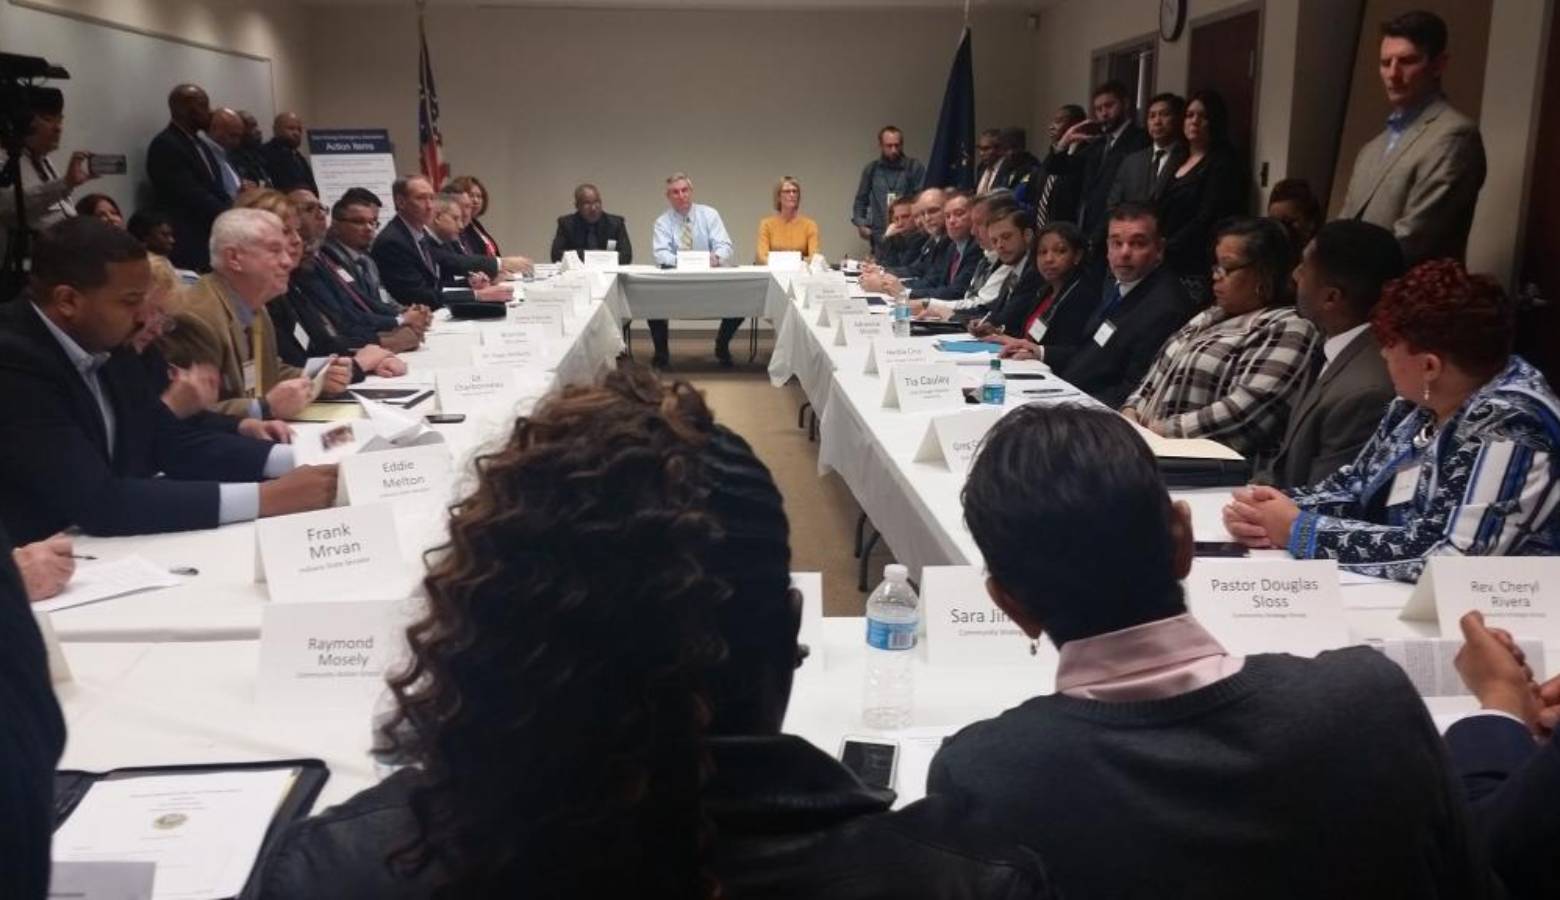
[1222,258,1560,582]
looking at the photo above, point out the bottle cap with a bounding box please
[990,358,1002,369]
[884,563,909,582]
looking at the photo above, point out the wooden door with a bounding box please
[1187,9,1261,171]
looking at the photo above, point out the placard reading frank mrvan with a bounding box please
[254,503,410,602]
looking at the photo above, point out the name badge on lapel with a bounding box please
[1092,320,1117,347]
[1387,462,1420,508]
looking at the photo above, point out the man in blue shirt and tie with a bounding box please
[648,172,736,368]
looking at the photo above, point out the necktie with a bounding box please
[1036,174,1056,227]
[250,318,266,397]
[679,218,694,251]
[1084,281,1124,338]
[355,256,381,301]
[947,244,962,282]
[1152,148,1166,179]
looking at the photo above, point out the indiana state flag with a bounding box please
[925,27,975,190]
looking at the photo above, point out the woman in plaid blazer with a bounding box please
[1122,217,1319,457]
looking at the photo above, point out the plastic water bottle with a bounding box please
[981,358,1007,405]
[863,564,919,729]
[891,290,913,339]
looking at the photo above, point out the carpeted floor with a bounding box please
[624,325,896,616]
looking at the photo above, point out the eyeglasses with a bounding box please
[334,217,378,228]
[1211,260,1253,280]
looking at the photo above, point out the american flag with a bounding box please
[418,12,448,189]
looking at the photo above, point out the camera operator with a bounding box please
[1,86,97,289]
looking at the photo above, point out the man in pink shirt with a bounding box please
[928,404,1491,899]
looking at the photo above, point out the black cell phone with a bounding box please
[1194,541,1250,558]
[1005,373,1048,381]
[87,153,127,176]
[863,296,888,306]
[839,738,898,790]
[424,413,466,424]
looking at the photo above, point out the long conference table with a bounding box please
[48,265,1532,816]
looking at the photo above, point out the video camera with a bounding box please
[1,51,70,154]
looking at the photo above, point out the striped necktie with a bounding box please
[1035,174,1056,227]
[679,217,694,251]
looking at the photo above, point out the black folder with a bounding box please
[1157,456,1252,488]
[54,758,329,899]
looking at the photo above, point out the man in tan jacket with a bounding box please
[171,207,350,418]
[1340,10,1485,264]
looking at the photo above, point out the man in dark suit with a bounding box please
[903,193,980,301]
[1043,82,1150,253]
[1259,221,1403,488]
[1446,610,1560,898]
[145,83,228,271]
[875,196,927,269]
[994,128,1041,195]
[1031,105,1087,227]
[1037,204,1193,408]
[0,218,337,544]
[550,183,633,264]
[1107,93,1186,209]
[372,175,516,308]
[0,519,63,900]
[261,112,318,194]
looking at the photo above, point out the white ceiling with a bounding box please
[301,0,1049,9]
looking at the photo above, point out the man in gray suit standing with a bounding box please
[1341,10,1485,264]
[1259,221,1405,488]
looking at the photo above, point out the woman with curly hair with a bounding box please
[1224,258,1560,581]
[253,367,1053,899]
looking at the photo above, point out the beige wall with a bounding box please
[10,0,312,117]
[305,5,1037,262]
[1033,0,1550,286]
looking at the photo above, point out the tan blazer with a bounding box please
[1340,97,1486,264]
[169,273,302,417]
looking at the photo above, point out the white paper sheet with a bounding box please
[34,557,181,614]
[52,768,298,900]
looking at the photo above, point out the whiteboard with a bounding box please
[0,1,274,217]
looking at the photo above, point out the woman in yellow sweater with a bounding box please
[756,176,821,263]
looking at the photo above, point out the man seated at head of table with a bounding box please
[371,175,527,309]
[1119,217,1320,458]
[550,182,633,265]
[913,193,1021,322]
[271,187,421,360]
[252,367,1052,898]
[169,206,355,420]
[872,195,925,270]
[1003,203,1195,409]
[1224,258,1560,582]
[928,403,1490,898]
[0,217,339,544]
[648,172,739,368]
[857,187,946,293]
[1257,219,1404,488]
[1446,611,1560,898]
[755,175,820,264]
[0,523,65,900]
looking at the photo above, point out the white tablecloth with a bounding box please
[50,290,624,643]
[601,266,792,322]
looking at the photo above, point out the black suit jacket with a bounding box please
[1035,148,1084,226]
[1444,715,1560,898]
[0,301,273,544]
[1051,266,1194,408]
[980,262,1046,337]
[1029,270,1101,350]
[910,238,982,300]
[1159,146,1248,279]
[892,234,948,282]
[260,137,318,194]
[1046,123,1150,236]
[1108,142,1186,209]
[0,519,64,900]
[549,212,633,264]
[370,218,482,309]
[146,123,230,271]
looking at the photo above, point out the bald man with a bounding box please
[146,83,228,270]
[262,112,318,194]
[201,107,248,198]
